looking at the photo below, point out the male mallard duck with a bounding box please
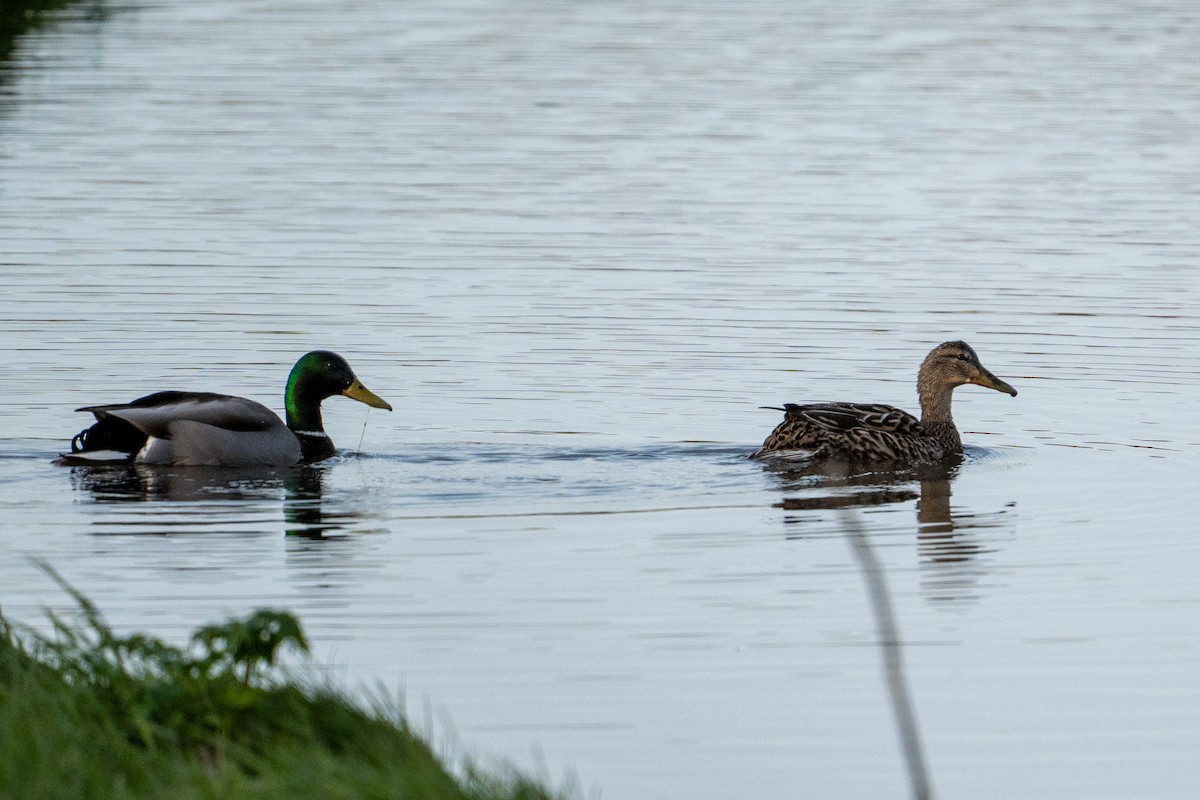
[752,341,1017,462]
[59,351,392,467]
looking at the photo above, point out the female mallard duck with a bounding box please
[753,341,1017,462]
[59,351,392,467]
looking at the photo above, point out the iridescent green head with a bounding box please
[284,351,392,433]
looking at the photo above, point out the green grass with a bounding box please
[0,569,566,800]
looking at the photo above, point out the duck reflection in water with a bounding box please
[66,463,296,503]
[65,463,364,539]
[281,466,357,540]
[759,452,1015,603]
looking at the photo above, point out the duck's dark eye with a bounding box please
[955,354,968,361]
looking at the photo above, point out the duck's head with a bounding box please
[286,351,393,411]
[920,341,1018,397]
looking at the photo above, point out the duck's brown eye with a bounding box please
[955,354,968,361]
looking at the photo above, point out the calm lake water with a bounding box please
[2,1,1199,797]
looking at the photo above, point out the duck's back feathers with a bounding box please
[790,402,922,436]
[753,402,945,462]
[81,392,282,438]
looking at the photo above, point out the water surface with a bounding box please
[2,2,1199,798]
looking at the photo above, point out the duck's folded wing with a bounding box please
[796,402,923,436]
[138,420,302,467]
[78,392,284,439]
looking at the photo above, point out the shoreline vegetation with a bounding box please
[0,570,566,800]
[0,0,99,60]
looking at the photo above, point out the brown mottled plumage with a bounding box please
[752,341,1017,462]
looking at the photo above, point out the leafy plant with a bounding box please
[29,563,313,752]
[0,564,566,800]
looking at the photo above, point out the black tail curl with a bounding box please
[69,417,147,456]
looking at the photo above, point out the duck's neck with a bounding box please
[917,380,962,451]
[285,377,335,461]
